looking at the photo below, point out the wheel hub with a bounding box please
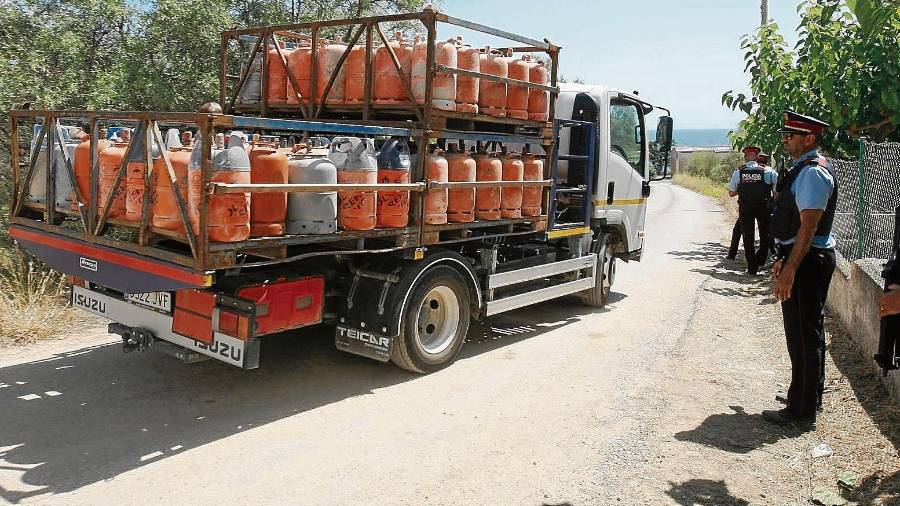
[415,285,460,355]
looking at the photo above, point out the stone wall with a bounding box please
[827,253,900,402]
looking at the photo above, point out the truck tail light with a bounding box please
[236,276,325,336]
[69,275,86,288]
[172,289,215,344]
[217,310,252,341]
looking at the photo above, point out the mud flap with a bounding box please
[335,325,392,362]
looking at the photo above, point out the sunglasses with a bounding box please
[781,132,812,140]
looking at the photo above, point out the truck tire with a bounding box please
[391,265,471,373]
[581,233,614,308]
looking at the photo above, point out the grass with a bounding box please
[672,172,729,200]
[0,246,87,345]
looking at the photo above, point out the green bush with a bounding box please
[683,151,744,184]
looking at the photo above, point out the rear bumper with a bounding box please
[10,224,212,292]
[72,285,260,369]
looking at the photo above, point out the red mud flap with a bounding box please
[10,225,212,293]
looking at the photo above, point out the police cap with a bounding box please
[778,110,829,135]
[742,146,761,156]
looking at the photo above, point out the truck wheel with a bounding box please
[582,234,614,308]
[392,265,471,373]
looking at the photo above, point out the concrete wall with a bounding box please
[827,254,900,402]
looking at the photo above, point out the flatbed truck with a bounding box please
[7,9,673,372]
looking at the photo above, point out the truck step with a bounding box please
[488,254,595,290]
[484,254,596,316]
[485,276,594,316]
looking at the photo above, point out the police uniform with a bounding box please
[757,153,776,260]
[764,111,837,426]
[727,148,778,274]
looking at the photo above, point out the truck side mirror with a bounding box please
[655,116,673,151]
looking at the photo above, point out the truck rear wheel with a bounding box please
[582,234,614,308]
[391,265,471,373]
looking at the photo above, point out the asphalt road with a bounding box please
[0,181,727,505]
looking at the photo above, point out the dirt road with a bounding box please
[1,182,897,505]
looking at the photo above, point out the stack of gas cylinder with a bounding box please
[240,35,550,121]
[42,127,545,243]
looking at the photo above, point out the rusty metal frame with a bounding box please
[220,9,561,128]
[8,11,563,273]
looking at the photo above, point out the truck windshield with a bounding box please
[609,100,645,175]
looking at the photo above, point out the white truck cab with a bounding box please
[555,84,668,260]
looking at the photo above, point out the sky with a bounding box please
[441,0,802,129]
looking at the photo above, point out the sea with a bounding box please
[650,128,732,148]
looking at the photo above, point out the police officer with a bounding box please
[763,111,837,428]
[727,146,777,274]
[757,152,777,260]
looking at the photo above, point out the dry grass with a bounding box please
[813,318,900,503]
[0,246,86,345]
[673,172,729,201]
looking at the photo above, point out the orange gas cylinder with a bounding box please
[446,143,475,223]
[286,44,312,105]
[528,58,550,122]
[478,48,508,118]
[454,37,480,114]
[376,139,411,228]
[249,146,288,237]
[474,149,501,220]
[331,137,377,231]
[521,151,544,217]
[411,39,457,111]
[124,160,146,222]
[374,32,413,104]
[316,37,347,104]
[72,135,112,211]
[424,149,449,225]
[188,133,251,242]
[98,142,129,219]
[267,44,290,105]
[151,148,191,232]
[506,54,530,120]
[124,133,150,222]
[499,150,524,218]
[344,44,367,103]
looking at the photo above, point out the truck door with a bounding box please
[605,97,648,253]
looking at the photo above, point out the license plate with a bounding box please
[125,291,172,313]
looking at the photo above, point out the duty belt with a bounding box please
[774,243,832,262]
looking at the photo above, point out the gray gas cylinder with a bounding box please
[27,124,74,207]
[286,154,337,234]
[327,136,376,170]
[239,52,263,105]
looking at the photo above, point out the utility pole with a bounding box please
[761,0,769,26]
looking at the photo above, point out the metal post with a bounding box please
[198,118,213,268]
[46,117,56,222]
[857,138,867,259]
[9,114,18,219]
[219,33,229,107]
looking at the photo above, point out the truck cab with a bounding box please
[555,85,657,260]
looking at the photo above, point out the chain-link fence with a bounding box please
[830,140,900,261]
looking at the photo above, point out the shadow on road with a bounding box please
[0,298,604,503]
[667,241,775,302]
[673,405,797,454]
[665,478,749,506]
[843,468,900,505]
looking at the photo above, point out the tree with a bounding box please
[722,0,900,158]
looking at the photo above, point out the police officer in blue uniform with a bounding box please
[762,111,837,428]
[727,146,778,274]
